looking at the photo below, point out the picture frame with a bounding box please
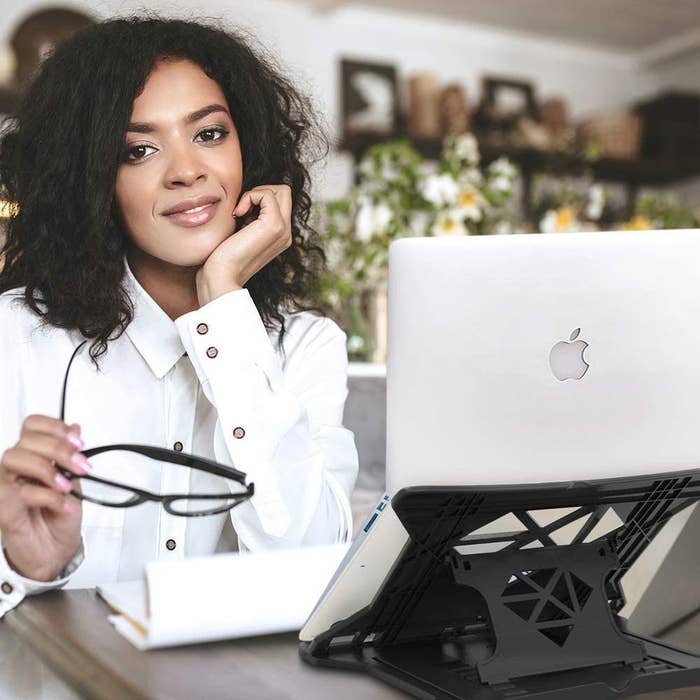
[478,76,540,127]
[340,58,402,141]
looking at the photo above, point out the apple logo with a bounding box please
[549,328,590,381]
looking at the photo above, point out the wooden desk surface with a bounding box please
[4,589,405,700]
[4,589,700,700]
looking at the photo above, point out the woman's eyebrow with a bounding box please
[126,103,230,133]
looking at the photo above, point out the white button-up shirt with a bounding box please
[0,257,357,629]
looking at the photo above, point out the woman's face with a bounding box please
[115,58,243,268]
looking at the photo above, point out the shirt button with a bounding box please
[206,347,218,358]
[197,323,209,335]
[233,427,246,439]
[1,581,13,595]
[173,442,183,452]
[165,539,176,551]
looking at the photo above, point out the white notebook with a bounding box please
[96,543,349,650]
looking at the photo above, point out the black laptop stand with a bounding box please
[300,469,700,698]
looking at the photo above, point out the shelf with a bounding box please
[340,132,700,209]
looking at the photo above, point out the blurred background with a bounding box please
[1,1,700,365]
[1,0,700,646]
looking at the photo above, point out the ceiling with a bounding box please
[304,0,700,59]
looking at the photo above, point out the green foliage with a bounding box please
[314,133,699,360]
[635,193,700,230]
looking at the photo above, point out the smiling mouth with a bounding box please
[178,203,213,214]
[163,200,221,227]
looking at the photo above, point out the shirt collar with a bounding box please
[122,255,187,379]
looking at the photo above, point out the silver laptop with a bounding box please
[387,229,700,492]
[301,229,700,642]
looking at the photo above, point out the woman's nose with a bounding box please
[164,145,207,187]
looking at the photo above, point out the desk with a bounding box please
[4,589,700,700]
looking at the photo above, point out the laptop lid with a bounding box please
[386,229,700,494]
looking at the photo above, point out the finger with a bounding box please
[233,188,279,219]
[1,446,80,493]
[232,191,254,218]
[18,481,76,516]
[22,415,82,446]
[247,185,291,220]
[15,430,92,477]
[248,184,289,198]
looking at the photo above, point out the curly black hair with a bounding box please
[0,13,330,370]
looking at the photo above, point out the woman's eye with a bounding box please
[124,144,156,163]
[195,127,229,143]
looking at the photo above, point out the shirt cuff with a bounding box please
[174,288,282,391]
[0,533,86,618]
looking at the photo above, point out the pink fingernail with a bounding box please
[67,433,84,450]
[54,473,73,493]
[71,453,93,473]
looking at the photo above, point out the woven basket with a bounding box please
[577,111,642,160]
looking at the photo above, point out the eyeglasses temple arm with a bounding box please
[60,340,88,422]
[82,443,249,483]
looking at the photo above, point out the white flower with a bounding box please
[358,157,375,177]
[459,167,483,188]
[540,207,578,233]
[584,184,605,221]
[488,157,517,180]
[355,199,393,242]
[326,289,341,308]
[454,186,483,222]
[381,162,400,182]
[492,220,513,235]
[421,173,460,207]
[379,153,402,182]
[453,133,480,165]
[347,335,366,353]
[540,210,557,233]
[408,210,431,237]
[431,210,469,236]
[490,175,512,193]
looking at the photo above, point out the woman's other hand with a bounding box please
[0,416,88,581]
[195,184,292,306]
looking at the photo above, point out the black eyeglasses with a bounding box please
[56,340,255,517]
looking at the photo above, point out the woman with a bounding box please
[0,15,358,697]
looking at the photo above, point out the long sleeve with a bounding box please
[174,289,359,549]
[0,293,87,618]
[0,536,86,618]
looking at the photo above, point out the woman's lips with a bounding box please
[163,200,220,227]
